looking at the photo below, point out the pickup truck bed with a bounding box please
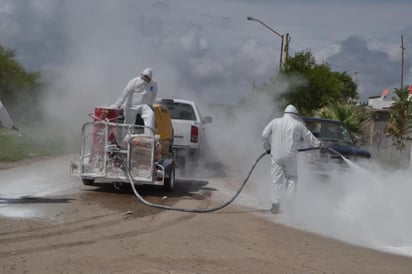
[156,98,212,167]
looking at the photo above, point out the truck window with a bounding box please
[160,102,196,121]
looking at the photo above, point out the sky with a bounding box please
[0,0,411,108]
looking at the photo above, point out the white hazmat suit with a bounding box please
[262,105,320,213]
[112,68,158,133]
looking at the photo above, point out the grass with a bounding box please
[0,127,78,161]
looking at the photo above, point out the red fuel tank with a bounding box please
[93,106,120,122]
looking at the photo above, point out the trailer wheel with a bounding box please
[82,178,95,186]
[163,166,175,192]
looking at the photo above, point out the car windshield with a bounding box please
[158,101,196,121]
[305,120,354,144]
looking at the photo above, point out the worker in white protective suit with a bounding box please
[262,104,321,214]
[111,67,158,134]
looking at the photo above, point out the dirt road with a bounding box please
[1,158,412,273]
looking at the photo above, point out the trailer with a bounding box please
[70,104,176,191]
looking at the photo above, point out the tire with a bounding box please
[163,166,175,192]
[82,178,95,186]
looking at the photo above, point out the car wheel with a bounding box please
[163,166,175,192]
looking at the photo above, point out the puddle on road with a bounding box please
[79,181,212,217]
[0,196,74,219]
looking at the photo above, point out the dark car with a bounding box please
[301,117,371,175]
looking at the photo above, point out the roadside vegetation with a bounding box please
[252,50,373,138]
[0,46,44,124]
[0,128,66,161]
[253,50,359,115]
[385,86,412,151]
[0,45,66,161]
[316,102,372,135]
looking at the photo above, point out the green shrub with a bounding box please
[0,128,72,161]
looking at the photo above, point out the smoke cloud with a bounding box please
[270,160,412,256]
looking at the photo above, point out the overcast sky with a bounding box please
[1,0,411,106]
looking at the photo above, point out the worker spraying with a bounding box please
[262,104,322,214]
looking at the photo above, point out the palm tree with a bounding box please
[316,102,372,134]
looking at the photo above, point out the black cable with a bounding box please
[125,151,268,213]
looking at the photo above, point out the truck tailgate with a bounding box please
[172,119,199,149]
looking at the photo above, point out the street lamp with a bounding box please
[247,16,285,72]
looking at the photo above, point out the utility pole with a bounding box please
[401,34,405,89]
[247,16,285,72]
[284,33,290,64]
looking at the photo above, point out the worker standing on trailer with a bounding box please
[262,104,321,214]
[111,67,158,133]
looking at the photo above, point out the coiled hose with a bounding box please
[124,151,268,213]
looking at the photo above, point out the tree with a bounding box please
[385,87,412,151]
[0,46,43,123]
[277,50,358,115]
[316,102,372,134]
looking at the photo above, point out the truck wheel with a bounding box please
[82,178,95,186]
[163,166,175,192]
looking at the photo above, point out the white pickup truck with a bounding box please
[156,98,212,168]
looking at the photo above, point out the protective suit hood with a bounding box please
[141,67,153,80]
[284,104,299,115]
